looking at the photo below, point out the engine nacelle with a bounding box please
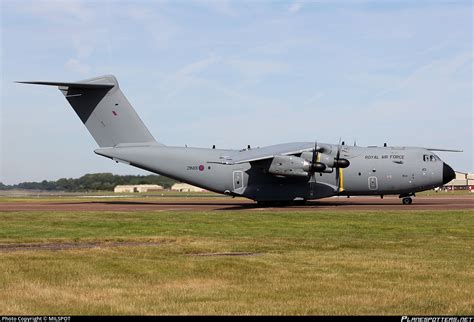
[318,153,335,168]
[335,158,350,168]
[268,155,310,177]
[318,153,350,169]
[267,153,350,177]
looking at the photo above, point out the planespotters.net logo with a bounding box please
[402,317,474,322]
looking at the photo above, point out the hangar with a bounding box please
[171,183,206,192]
[442,171,474,191]
[114,184,164,193]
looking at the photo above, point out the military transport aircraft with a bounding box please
[18,75,458,205]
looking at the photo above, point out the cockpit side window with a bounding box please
[423,154,439,162]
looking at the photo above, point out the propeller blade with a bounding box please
[308,141,318,180]
[335,140,342,187]
[311,141,317,166]
[334,139,349,192]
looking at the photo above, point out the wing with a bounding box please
[426,148,463,152]
[213,142,315,165]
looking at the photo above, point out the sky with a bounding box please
[1,0,472,184]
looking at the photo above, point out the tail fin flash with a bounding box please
[17,75,158,147]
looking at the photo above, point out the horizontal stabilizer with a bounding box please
[15,81,114,89]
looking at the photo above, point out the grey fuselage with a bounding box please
[19,74,455,202]
[95,143,451,202]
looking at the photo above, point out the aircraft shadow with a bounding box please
[53,199,435,211]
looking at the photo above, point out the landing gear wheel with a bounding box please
[402,197,412,205]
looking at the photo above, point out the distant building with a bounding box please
[171,183,206,192]
[442,172,473,191]
[114,184,163,193]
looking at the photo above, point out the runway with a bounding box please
[0,195,472,212]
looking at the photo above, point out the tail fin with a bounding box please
[17,75,159,147]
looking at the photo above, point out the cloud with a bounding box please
[227,59,289,81]
[302,92,325,106]
[65,58,91,75]
[13,0,93,24]
[289,1,304,13]
[9,0,99,76]
[117,4,178,50]
[159,55,220,99]
[372,51,472,100]
[177,55,220,77]
[197,0,237,16]
[160,55,290,100]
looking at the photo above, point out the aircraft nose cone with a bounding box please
[442,162,455,185]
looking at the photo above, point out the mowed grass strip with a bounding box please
[0,190,228,203]
[0,210,472,315]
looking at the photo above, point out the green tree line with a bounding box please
[0,173,178,191]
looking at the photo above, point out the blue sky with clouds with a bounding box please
[1,0,472,184]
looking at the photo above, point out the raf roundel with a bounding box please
[199,165,205,171]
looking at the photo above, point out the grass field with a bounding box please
[0,207,472,315]
[0,188,471,202]
[0,190,224,203]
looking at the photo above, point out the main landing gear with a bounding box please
[399,193,415,205]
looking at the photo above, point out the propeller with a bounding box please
[308,141,318,181]
[308,141,326,193]
[308,141,326,178]
[306,140,349,191]
[311,141,318,169]
[334,140,350,192]
[334,141,350,168]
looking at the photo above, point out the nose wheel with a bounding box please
[402,197,412,205]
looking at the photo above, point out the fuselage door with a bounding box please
[368,176,378,190]
[233,170,244,191]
